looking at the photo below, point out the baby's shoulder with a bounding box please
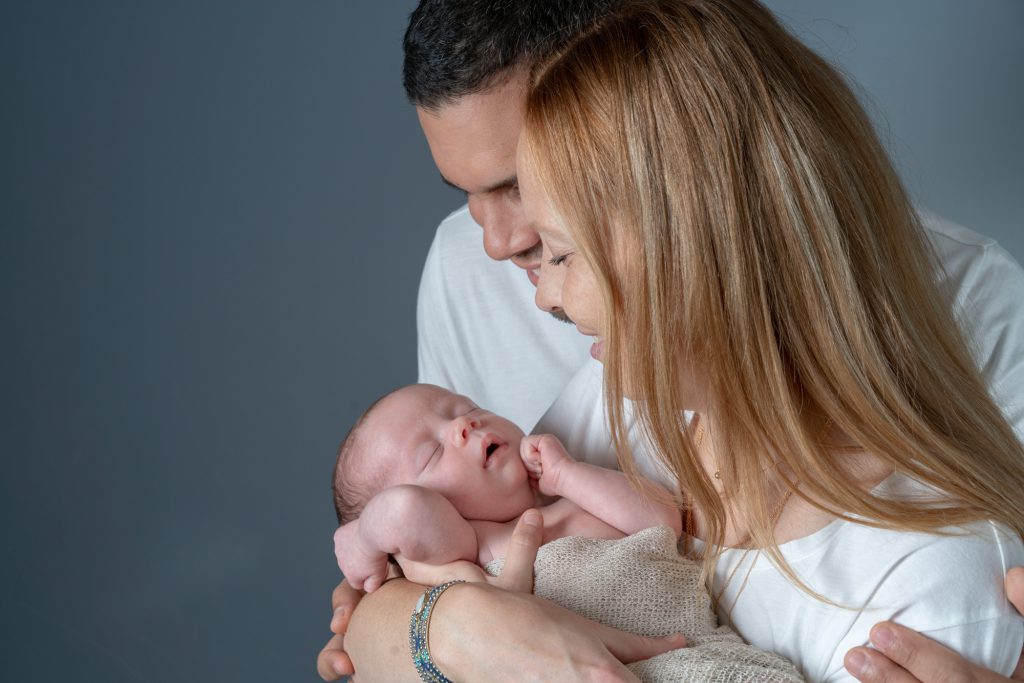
[539,498,625,544]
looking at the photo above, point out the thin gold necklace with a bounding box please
[689,416,718,479]
[690,413,839,624]
[710,483,796,625]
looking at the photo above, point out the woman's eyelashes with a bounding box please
[548,251,574,267]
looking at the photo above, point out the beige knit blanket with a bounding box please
[485,526,803,682]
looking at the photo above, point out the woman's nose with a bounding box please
[448,415,480,448]
[535,260,564,314]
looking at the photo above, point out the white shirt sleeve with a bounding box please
[819,522,1024,681]
[922,209,1024,441]
[712,480,1024,683]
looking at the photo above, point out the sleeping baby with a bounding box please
[331,383,803,682]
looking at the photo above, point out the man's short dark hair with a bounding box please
[403,0,622,110]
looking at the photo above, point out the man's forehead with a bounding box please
[417,75,528,195]
[421,71,528,128]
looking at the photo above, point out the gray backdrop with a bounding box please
[1,2,1020,681]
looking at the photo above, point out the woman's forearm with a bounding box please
[343,513,689,683]
[345,579,494,681]
[345,579,424,682]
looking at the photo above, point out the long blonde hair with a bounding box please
[521,0,1024,592]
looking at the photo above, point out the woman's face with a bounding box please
[518,149,608,362]
[517,141,711,411]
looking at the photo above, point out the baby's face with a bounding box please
[363,384,535,521]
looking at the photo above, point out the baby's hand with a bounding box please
[333,521,391,593]
[520,433,575,497]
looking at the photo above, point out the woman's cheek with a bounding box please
[566,266,605,332]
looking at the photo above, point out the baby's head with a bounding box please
[333,384,536,525]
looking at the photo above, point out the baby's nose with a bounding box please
[449,415,480,447]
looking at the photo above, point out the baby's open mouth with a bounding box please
[484,442,500,466]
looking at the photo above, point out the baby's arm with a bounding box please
[333,484,478,592]
[521,434,682,537]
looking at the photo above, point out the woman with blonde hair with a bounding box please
[517,0,1023,678]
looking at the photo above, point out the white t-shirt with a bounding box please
[699,474,1024,681]
[416,204,1024,677]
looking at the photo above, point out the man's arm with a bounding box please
[333,485,478,592]
[522,434,682,537]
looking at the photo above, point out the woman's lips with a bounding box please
[577,328,606,361]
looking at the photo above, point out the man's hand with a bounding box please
[844,566,1024,682]
[316,579,363,681]
[520,433,575,497]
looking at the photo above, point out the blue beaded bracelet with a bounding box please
[409,580,465,683]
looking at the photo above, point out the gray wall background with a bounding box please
[1,2,1020,681]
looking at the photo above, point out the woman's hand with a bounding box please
[844,567,1024,682]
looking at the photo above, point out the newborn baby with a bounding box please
[332,384,803,682]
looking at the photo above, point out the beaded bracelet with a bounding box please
[409,580,465,683]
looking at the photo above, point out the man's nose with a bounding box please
[448,415,480,448]
[471,199,538,262]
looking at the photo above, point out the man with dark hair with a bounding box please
[318,1,1024,681]
[403,0,626,435]
[403,0,621,111]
